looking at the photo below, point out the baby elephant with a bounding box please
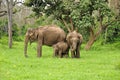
[53,41,69,58]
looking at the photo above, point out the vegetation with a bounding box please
[0,40,120,80]
[0,0,120,49]
[0,0,120,79]
[24,0,120,50]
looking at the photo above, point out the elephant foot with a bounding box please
[71,56,75,58]
[63,54,69,58]
[75,55,80,58]
[76,56,80,58]
[59,56,63,58]
[71,54,75,58]
[76,55,80,58]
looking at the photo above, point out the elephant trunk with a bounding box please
[71,42,77,51]
[24,36,29,57]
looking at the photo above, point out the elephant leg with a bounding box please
[65,52,69,58]
[53,51,56,57]
[71,51,75,58]
[24,45,28,57]
[37,45,42,57]
[58,50,62,58]
[53,49,58,57]
[76,47,80,58]
[37,40,42,57]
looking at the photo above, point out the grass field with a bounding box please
[0,41,120,80]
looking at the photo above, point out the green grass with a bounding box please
[0,41,120,80]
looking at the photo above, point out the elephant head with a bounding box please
[24,28,38,57]
[66,31,82,51]
[26,28,38,44]
[66,30,83,58]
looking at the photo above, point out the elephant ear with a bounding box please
[78,34,83,44]
[66,34,71,44]
[27,28,34,37]
[34,29,39,40]
[29,29,38,45]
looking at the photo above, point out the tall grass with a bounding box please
[0,41,120,80]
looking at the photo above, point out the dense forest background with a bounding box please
[0,0,120,50]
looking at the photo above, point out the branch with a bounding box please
[89,27,95,37]
[95,9,103,37]
[0,10,7,17]
[0,10,7,13]
[13,0,24,6]
[103,19,119,29]
[62,19,71,32]
[98,8,103,28]
[95,19,119,38]
[70,18,74,31]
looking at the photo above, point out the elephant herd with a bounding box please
[24,25,83,58]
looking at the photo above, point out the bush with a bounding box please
[13,36,24,42]
[106,22,120,43]
[0,37,8,45]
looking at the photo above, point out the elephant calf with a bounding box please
[52,41,69,58]
[66,30,83,58]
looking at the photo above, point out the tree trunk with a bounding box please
[85,27,103,50]
[0,27,1,39]
[104,28,108,43]
[24,35,28,57]
[85,27,96,50]
[6,0,13,48]
[85,37,95,50]
[85,9,104,50]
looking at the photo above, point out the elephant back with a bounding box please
[38,25,66,46]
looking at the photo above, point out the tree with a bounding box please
[0,0,23,48]
[5,0,13,48]
[105,0,120,43]
[24,0,119,50]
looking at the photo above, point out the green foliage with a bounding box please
[0,37,8,45]
[106,21,120,43]
[24,0,115,41]
[12,23,24,41]
[35,15,54,26]
[0,41,120,80]
[0,19,8,38]
[35,15,55,25]
[0,20,25,42]
[35,15,68,32]
[12,23,19,36]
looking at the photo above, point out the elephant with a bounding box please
[52,41,69,58]
[24,25,66,57]
[66,30,83,58]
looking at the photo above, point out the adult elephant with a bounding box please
[66,31,83,58]
[63,18,83,58]
[24,25,66,57]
